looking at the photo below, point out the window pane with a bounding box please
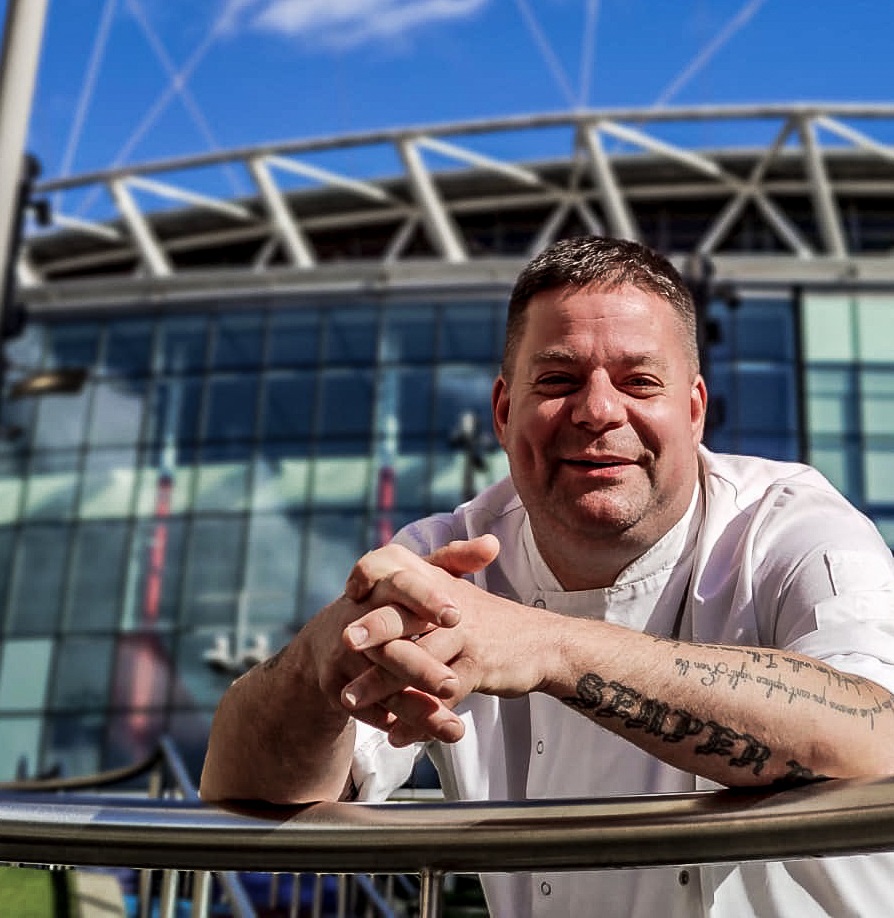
[252,443,308,511]
[7,526,69,634]
[146,377,204,450]
[103,320,153,378]
[383,305,436,362]
[194,443,251,512]
[268,309,321,368]
[211,313,264,371]
[121,518,186,629]
[861,370,894,436]
[182,517,245,626]
[87,380,147,447]
[806,368,857,435]
[23,450,79,520]
[49,637,114,712]
[735,300,795,361]
[325,307,377,365]
[0,638,52,711]
[433,365,497,439]
[0,452,24,523]
[802,295,854,362]
[66,522,128,632]
[865,449,894,503]
[45,322,100,370]
[79,448,138,519]
[0,716,42,780]
[109,634,172,712]
[302,512,367,621]
[439,303,495,361]
[318,370,374,449]
[310,455,370,508]
[32,390,90,450]
[244,513,303,624]
[158,316,209,373]
[43,713,104,778]
[204,377,258,443]
[262,372,316,440]
[856,297,894,363]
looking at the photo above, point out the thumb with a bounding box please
[425,534,500,576]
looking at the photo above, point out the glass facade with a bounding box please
[802,292,894,545]
[0,285,890,783]
[0,297,509,780]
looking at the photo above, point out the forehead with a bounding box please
[519,284,684,356]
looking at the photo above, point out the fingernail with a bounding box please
[435,676,457,699]
[439,605,460,627]
[342,689,360,708]
[442,719,464,742]
[346,625,369,648]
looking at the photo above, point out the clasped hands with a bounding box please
[326,535,547,748]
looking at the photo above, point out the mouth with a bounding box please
[562,456,635,472]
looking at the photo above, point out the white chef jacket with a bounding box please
[351,447,894,917]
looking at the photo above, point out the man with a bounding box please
[202,236,894,917]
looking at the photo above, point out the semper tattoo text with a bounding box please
[562,671,773,775]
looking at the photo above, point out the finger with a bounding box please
[382,688,465,746]
[427,535,500,577]
[346,702,397,733]
[342,603,433,651]
[342,639,458,708]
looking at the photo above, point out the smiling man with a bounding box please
[202,236,894,917]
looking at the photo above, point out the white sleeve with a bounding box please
[752,484,894,689]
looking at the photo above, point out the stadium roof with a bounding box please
[22,103,894,311]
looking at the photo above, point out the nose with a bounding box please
[570,373,626,432]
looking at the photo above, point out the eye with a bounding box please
[534,373,578,393]
[624,375,663,394]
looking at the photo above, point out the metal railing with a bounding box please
[2,739,894,917]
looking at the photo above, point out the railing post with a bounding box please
[158,868,179,918]
[191,870,212,918]
[418,869,444,918]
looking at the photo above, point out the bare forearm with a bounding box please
[546,618,894,786]
[200,643,355,804]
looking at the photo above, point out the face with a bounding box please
[492,284,707,571]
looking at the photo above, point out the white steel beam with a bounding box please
[528,200,572,256]
[599,120,728,182]
[698,119,813,258]
[265,155,394,203]
[248,157,315,268]
[575,199,604,235]
[798,116,847,257]
[53,212,124,242]
[415,136,544,187]
[398,139,467,263]
[814,115,894,164]
[581,127,638,240]
[383,217,419,263]
[109,178,172,277]
[125,175,252,221]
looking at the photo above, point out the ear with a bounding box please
[691,374,708,444]
[492,374,511,448]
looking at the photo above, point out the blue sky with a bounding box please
[14,0,894,194]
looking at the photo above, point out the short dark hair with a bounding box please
[503,236,699,378]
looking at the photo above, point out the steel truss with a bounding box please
[22,104,894,306]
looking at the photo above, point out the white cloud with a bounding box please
[227,0,489,48]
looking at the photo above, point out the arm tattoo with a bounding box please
[563,672,773,775]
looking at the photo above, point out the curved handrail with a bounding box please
[0,749,163,793]
[1,776,894,875]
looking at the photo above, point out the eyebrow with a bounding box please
[530,348,671,371]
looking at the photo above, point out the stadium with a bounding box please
[4,101,894,783]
